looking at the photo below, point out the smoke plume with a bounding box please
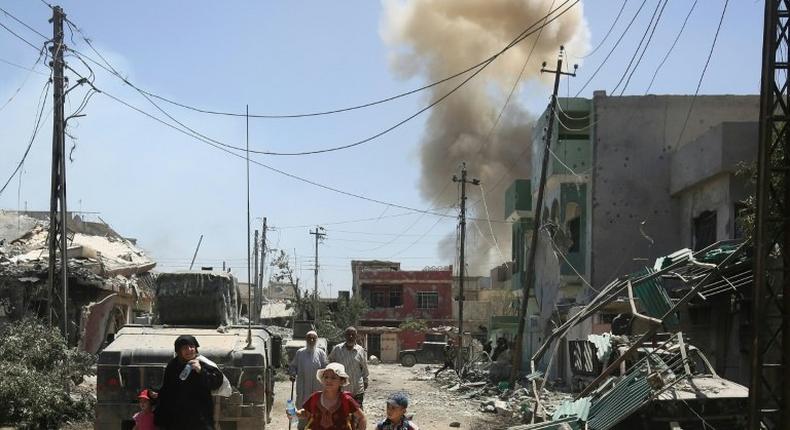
[382,0,589,274]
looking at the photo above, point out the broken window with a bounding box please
[389,289,403,307]
[371,291,387,308]
[565,202,582,253]
[364,286,403,308]
[693,210,717,251]
[416,291,438,309]
[734,202,749,239]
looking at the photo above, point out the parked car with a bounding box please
[398,341,447,367]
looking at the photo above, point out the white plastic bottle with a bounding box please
[179,364,191,381]
[286,399,298,423]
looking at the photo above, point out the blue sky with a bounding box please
[0,1,763,296]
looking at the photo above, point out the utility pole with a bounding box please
[309,226,326,324]
[257,217,268,318]
[47,5,69,339]
[245,104,252,348]
[452,162,479,369]
[748,1,790,428]
[252,229,259,321]
[188,234,203,270]
[512,47,576,381]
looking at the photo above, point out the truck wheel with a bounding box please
[400,354,417,367]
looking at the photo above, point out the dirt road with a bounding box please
[269,363,517,430]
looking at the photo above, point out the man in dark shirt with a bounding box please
[433,339,458,377]
[153,335,224,430]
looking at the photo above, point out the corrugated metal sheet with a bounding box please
[587,370,652,430]
[510,417,582,430]
[552,397,591,421]
[631,268,679,327]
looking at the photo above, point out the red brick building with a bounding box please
[356,266,454,361]
[358,267,453,325]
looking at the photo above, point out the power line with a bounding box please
[0,6,48,40]
[645,0,699,93]
[674,0,730,149]
[619,0,668,94]
[0,50,47,113]
[65,67,514,225]
[0,79,51,196]
[62,1,581,157]
[574,0,650,97]
[0,19,42,51]
[0,5,520,229]
[610,0,667,95]
[0,55,49,75]
[58,1,576,120]
[569,0,629,59]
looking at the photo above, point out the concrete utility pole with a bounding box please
[512,47,576,382]
[47,5,69,339]
[257,217,268,318]
[309,226,326,324]
[452,162,479,369]
[252,229,259,320]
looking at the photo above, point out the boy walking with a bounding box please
[376,392,419,430]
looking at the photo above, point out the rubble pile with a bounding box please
[0,211,157,354]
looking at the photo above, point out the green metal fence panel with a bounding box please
[631,268,679,327]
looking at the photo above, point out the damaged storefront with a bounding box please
[0,211,155,354]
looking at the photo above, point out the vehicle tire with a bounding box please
[400,354,417,367]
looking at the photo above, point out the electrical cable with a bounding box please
[570,0,629,59]
[673,0,729,149]
[610,0,665,95]
[0,6,48,40]
[0,49,47,113]
[63,1,581,156]
[574,0,649,97]
[388,207,454,259]
[65,68,514,224]
[479,185,509,265]
[0,79,51,196]
[618,0,668,95]
[0,55,49,75]
[60,1,576,120]
[274,211,427,230]
[645,0,699,93]
[0,20,42,51]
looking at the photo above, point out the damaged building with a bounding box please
[0,211,155,354]
[353,263,454,362]
[500,92,758,378]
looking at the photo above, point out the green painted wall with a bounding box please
[505,179,532,218]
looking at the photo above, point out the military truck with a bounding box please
[94,271,282,430]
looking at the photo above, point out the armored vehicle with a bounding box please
[398,341,447,367]
[94,271,281,430]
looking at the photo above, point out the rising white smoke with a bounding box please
[382,0,589,274]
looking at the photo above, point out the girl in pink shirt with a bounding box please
[133,389,156,430]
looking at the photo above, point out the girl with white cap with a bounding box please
[291,362,367,430]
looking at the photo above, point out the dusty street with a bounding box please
[270,363,517,430]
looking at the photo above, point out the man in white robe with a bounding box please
[288,330,328,429]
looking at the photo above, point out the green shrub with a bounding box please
[0,318,95,429]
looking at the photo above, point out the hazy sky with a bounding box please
[0,1,763,296]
